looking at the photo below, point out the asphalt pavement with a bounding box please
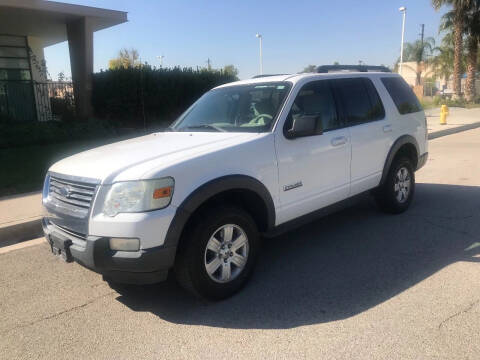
[1,128,479,359]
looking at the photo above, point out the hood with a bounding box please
[49,132,261,182]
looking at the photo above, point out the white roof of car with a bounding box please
[215,72,400,89]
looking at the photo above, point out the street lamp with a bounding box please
[399,6,407,76]
[156,55,165,68]
[255,33,263,75]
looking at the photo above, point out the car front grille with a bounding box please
[47,219,88,241]
[49,175,97,215]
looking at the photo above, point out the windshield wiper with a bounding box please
[180,124,226,132]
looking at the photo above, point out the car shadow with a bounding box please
[114,183,480,329]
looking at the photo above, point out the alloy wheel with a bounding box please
[203,224,249,283]
[394,166,411,203]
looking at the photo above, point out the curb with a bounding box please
[0,217,43,248]
[428,122,480,140]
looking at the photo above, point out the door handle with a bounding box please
[331,136,347,147]
[383,125,393,133]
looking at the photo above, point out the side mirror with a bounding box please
[286,115,322,139]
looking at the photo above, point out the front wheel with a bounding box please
[174,206,260,300]
[374,157,415,214]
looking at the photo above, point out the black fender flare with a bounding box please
[163,175,276,248]
[380,135,420,185]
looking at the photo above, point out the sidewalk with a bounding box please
[426,107,480,139]
[0,192,43,246]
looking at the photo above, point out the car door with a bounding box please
[331,77,392,195]
[274,79,351,225]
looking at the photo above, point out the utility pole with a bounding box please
[206,58,212,70]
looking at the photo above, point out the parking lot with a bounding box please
[1,128,479,359]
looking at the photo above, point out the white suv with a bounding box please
[42,67,428,300]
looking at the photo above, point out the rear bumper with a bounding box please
[417,152,428,171]
[42,218,176,284]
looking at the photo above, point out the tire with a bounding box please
[174,206,260,300]
[374,157,415,214]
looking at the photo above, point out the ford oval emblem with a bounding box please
[59,186,71,198]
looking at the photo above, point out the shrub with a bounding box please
[432,95,468,108]
[0,118,118,149]
[91,66,238,128]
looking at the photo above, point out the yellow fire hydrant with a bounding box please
[440,104,449,125]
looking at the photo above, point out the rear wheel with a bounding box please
[375,157,415,214]
[174,206,260,300]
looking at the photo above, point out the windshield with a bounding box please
[170,82,292,132]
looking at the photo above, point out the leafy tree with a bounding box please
[301,65,317,73]
[108,48,141,69]
[222,65,239,78]
[432,0,480,97]
[333,61,340,65]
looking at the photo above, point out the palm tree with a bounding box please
[432,0,480,97]
[464,4,480,101]
[438,4,480,100]
[432,43,455,88]
[400,38,436,85]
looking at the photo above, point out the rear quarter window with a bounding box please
[332,77,385,126]
[381,77,422,114]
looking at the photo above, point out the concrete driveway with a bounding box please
[1,129,479,359]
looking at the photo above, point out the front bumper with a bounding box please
[42,218,177,284]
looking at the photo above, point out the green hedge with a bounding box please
[0,118,118,149]
[91,67,238,127]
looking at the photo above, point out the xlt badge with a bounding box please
[283,181,303,191]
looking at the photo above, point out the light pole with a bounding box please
[156,55,165,68]
[399,6,407,76]
[255,33,263,75]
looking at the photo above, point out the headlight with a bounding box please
[103,177,174,217]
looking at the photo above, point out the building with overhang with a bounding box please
[0,0,127,121]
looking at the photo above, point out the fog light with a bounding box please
[109,238,140,251]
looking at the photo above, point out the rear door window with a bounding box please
[332,78,385,126]
[381,77,422,114]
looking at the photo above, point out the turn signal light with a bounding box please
[153,186,172,199]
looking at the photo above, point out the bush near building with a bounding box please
[91,66,238,128]
[0,117,118,149]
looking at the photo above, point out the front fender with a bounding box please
[163,175,275,248]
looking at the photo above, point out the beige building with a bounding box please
[399,61,480,97]
[0,0,127,121]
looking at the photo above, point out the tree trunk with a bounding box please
[465,37,478,102]
[453,15,463,97]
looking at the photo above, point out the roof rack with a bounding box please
[316,65,391,73]
[252,74,289,79]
